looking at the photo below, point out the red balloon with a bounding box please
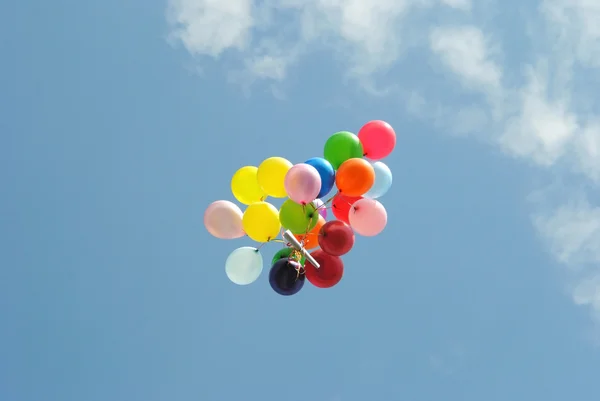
[332,193,362,224]
[318,220,354,256]
[357,120,396,160]
[304,250,344,288]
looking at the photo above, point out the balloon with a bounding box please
[295,215,326,250]
[271,247,305,266]
[284,163,321,205]
[279,199,319,234]
[304,250,344,288]
[348,198,387,236]
[204,200,245,239]
[312,198,328,219]
[242,201,281,242]
[364,161,392,199]
[257,157,293,198]
[357,120,396,160]
[225,246,263,285]
[335,158,375,197]
[305,157,335,198]
[269,259,305,296]
[332,193,362,224]
[230,166,266,205]
[318,220,354,256]
[323,131,364,170]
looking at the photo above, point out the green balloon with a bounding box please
[271,247,306,266]
[279,199,318,234]
[323,131,364,170]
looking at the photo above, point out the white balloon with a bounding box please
[364,162,392,199]
[225,246,263,285]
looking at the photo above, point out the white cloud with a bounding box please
[542,0,600,68]
[573,121,600,182]
[167,0,437,82]
[573,275,600,321]
[166,0,254,56]
[166,0,600,328]
[498,65,578,166]
[429,26,502,92]
[533,196,600,320]
[533,197,600,267]
[422,1,600,321]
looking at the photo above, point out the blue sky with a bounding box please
[2,0,600,400]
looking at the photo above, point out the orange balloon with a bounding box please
[335,158,375,196]
[295,215,326,250]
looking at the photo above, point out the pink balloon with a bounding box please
[284,163,321,205]
[204,200,245,239]
[357,120,396,160]
[312,198,328,219]
[348,198,387,236]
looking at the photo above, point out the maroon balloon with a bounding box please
[318,220,355,256]
[305,250,344,288]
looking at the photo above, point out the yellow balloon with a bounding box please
[243,202,281,242]
[257,157,293,198]
[231,166,267,205]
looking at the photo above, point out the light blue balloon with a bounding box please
[364,162,392,199]
[225,246,263,285]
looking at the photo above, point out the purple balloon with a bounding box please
[312,198,328,219]
[284,163,321,205]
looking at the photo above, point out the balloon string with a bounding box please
[295,265,304,279]
[301,210,320,248]
[256,236,285,250]
[322,191,338,205]
[315,203,329,213]
[291,248,305,278]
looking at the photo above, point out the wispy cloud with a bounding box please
[167,0,443,83]
[424,0,600,324]
[430,25,502,91]
[166,0,600,329]
[531,191,600,330]
[166,0,254,57]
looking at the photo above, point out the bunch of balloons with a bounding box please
[204,120,396,296]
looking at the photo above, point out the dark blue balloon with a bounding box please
[269,259,305,296]
[305,157,335,198]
